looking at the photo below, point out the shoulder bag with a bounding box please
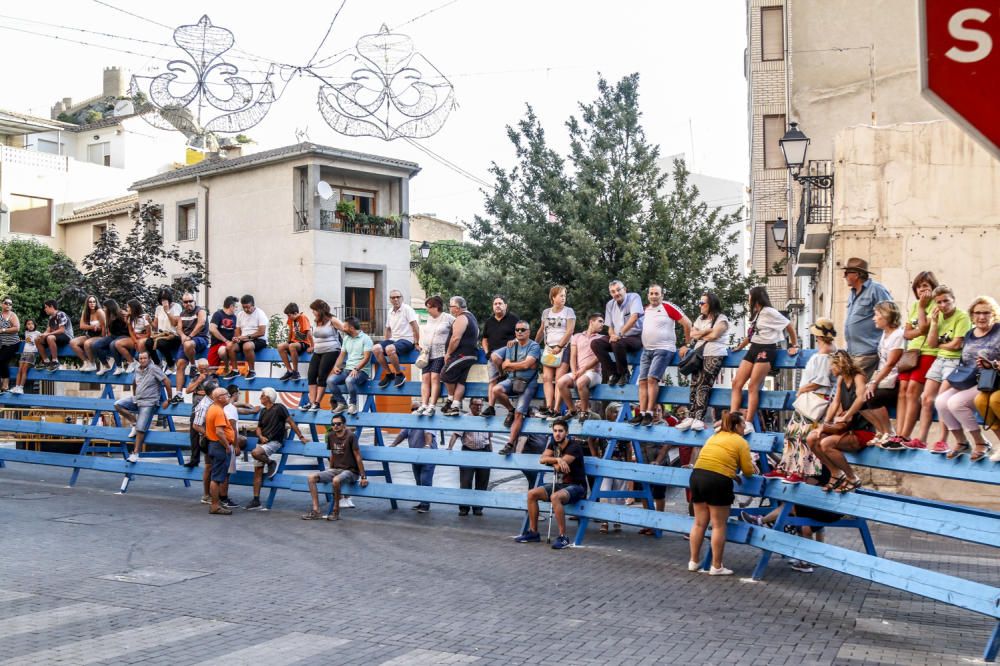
[978,367,1000,393]
[509,343,529,394]
[678,315,717,377]
[896,349,920,373]
[946,362,979,390]
[792,391,828,422]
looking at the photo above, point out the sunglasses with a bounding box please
[515,327,529,332]
[183,300,194,304]
[698,300,707,305]
[332,422,345,428]
[973,311,993,316]
[2,301,10,306]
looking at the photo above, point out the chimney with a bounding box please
[103,66,127,98]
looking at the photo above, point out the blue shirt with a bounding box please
[400,428,437,449]
[605,292,644,337]
[508,339,542,380]
[342,331,374,371]
[845,279,893,356]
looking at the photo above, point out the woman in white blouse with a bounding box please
[864,301,904,447]
[417,295,455,416]
[729,286,798,434]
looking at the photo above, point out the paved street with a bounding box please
[0,458,996,665]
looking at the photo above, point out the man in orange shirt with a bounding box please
[278,302,312,381]
[205,387,237,515]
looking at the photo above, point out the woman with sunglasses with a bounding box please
[678,291,730,432]
[0,297,20,391]
[70,295,105,372]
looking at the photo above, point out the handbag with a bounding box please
[540,346,562,368]
[508,343,531,394]
[896,349,920,373]
[978,367,1000,392]
[793,391,828,422]
[414,348,430,370]
[946,362,979,390]
[677,344,705,377]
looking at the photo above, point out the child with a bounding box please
[12,319,39,394]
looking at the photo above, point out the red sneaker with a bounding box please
[781,473,805,484]
[902,438,926,450]
[928,440,949,454]
[763,469,787,479]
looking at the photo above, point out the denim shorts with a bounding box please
[207,441,231,483]
[926,356,959,384]
[175,336,209,360]
[378,339,415,356]
[253,440,283,467]
[115,397,156,433]
[317,468,359,485]
[498,376,537,414]
[638,349,672,381]
[543,482,586,504]
[488,347,508,380]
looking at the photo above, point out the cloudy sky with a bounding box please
[2,0,748,223]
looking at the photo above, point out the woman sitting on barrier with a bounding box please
[806,351,874,493]
[91,299,130,376]
[730,286,798,434]
[123,299,155,372]
[304,299,346,412]
[678,291,730,432]
[417,295,454,416]
[70,294,105,372]
[147,288,182,375]
[863,301,904,448]
[769,319,837,483]
[935,295,1000,461]
[894,272,938,446]
[687,410,756,576]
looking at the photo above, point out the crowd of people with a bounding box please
[2,255,999,562]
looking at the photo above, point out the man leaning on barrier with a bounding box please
[114,351,172,463]
[302,413,367,521]
[245,387,309,511]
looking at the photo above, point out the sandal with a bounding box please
[945,442,971,460]
[835,477,862,493]
[822,474,847,492]
[638,527,655,536]
[599,522,609,534]
[970,444,993,462]
[613,523,622,532]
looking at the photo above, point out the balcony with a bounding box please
[0,145,68,171]
[319,210,403,238]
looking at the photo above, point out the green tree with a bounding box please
[0,239,83,320]
[418,74,759,326]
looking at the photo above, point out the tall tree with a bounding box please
[419,74,759,325]
[0,239,82,320]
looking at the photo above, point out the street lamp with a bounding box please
[771,216,788,251]
[779,122,833,189]
[410,239,432,268]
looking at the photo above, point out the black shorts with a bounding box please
[242,338,267,353]
[793,503,843,524]
[689,468,735,507]
[307,350,339,387]
[744,342,777,366]
[863,386,897,410]
[441,354,476,384]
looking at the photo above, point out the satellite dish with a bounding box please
[316,181,334,200]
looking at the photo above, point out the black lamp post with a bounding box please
[771,216,788,251]
[779,122,833,189]
[410,240,431,268]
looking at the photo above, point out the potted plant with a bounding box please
[335,200,356,222]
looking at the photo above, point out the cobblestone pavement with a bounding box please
[0,458,996,665]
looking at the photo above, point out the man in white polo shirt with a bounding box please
[372,289,420,389]
[632,284,691,426]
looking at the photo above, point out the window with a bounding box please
[763,115,786,169]
[761,7,784,61]
[765,221,787,275]
[87,142,111,166]
[177,201,197,241]
[9,194,52,236]
[92,223,107,244]
[342,189,376,216]
[35,139,62,155]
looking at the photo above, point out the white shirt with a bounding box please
[541,306,576,348]
[877,327,905,389]
[155,303,181,334]
[799,351,834,396]
[236,307,269,342]
[423,312,455,359]
[693,314,730,357]
[749,307,789,345]
[387,304,418,341]
[641,302,686,351]
[223,403,239,424]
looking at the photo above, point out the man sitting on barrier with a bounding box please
[556,312,605,420]
[302,412,367,521]
[373,289,420,389]
[224,294,268,380]
[494,321,542,455]
[114,351,172,463]
[246,387,309,511]
[37,299,74,371]
[172,293,209,396]
[516,419,587,550]
[327,317,374,416]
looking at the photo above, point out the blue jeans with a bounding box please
[92,335,129,364]
[326,370,369,405]
[411,461,436,509]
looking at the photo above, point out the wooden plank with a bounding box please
[846,447,1000,486]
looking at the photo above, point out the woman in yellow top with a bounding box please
[687,411,756,576]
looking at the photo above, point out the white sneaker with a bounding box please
[687,560,701,572]
[743,423,755,435]
[339,497,355,509]
[127,453,138,463]
[690,419,706,431]
[676,417,694,431]
[10,385,23,394]
[95,364,110,376]
[990,447,1000,463]
[126,361,138,373]
[112,365,125,376]
[347,404,358,415]
[128,427,137,438]
[708,566,733,576]
[165,367,175,376]
[81,362,97,372]
[417,404,430,416]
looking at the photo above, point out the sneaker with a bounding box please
[221,370,238,380]
[743,422,755,435]
[302,403,316,412]
[503,412,516,428]
[112,365,125,376]
[127,453,139,463]
[81,361,96,372]
[128,427,137,438]
[169,394,184,405]
[416,505,430,513]
[210,507,233,515]
[608,373,620,386]
[200,494,211,504]
[641,412,653,427]
[244,498,263,511]
[472,508,483,516]
[790,560,815,573]
[781,473,805,484]
[481,405,496,417]
[278,371,293,381]
[991,447,1000,463]
[165,366,175,376]
[740,510,765,527]
[222,498,239,509]
[514,530,541,543]
[266,460,278,480]
[347,404,358,416]
[330,403,347,415]
[688,560,702,572]
[442,403,462,417]
[547,410,561,422]
[378,373,394,388]
[879,438,906,451]
[245,371,257,380]
[48,361,60,371]
[676,417,694,431]
[394,373,406,388]
[617,375,629,387]
[126,361,138,373]
[339,497,355,509]
[929,440,949,454]
[708,566,733,576]
[762,469,786,479]
[628,412,644,426]
[903,438,927,450]
[10,386,23,394]
[424,405,436,417]
[288,371,301,381]
[95,364,110,376]
[551,535,571,550]
[301,510,322,520]
[690,419,706,431]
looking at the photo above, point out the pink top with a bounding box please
[572,332,600,371]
